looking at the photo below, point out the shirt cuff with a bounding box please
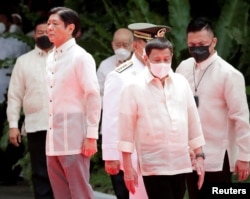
[238,152,250,162]
[117,141,134,153]
[86,126,99,139]
[9,121,19,128]
[189,135,205,150]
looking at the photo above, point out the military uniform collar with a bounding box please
[115,59,133,73]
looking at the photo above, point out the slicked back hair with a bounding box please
[49,7,80,38]
[34,17,48,30]
[145,38,173,56]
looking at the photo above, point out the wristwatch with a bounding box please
[195,152,205,160]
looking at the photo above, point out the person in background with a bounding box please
[102,22,171,199]
[0,8,30,185]
[46,7,101,199]
[7,17,54,199]
[176,17,250,199]
[97,28,133,199]
[0,9,13,34]
[97,28,133,97]
[0,9,30,103]
[10,13,23,33]
[117,37,205,199]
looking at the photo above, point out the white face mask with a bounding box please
[9,24,22,33]
[0,23,6,34]
[114,48,131,62]
[150,62,171,79]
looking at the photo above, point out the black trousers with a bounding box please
[0,102,24,185]
[27,131,54,199]
[143,174,186,199]
[110,170,129,199]
[0,143,24,185]
[186,151,232,199]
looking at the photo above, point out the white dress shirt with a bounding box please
[117,68,205,176]
[97,55,117,97]
[176,52,250,171]
[7,46,50,133]
[46,38,101,156]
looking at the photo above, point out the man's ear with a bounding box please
[67,23,75,35]
[144,55,150,67]
[212,37,217,48]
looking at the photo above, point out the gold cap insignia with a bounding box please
[155,28,167,38]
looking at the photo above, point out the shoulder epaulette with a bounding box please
[115,60,133,73]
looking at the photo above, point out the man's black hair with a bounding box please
[187,17,215,36]
[34,17,49,29]
[49,7,80,38]
[145,37,173,56]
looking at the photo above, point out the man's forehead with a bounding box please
[113,36,131,42]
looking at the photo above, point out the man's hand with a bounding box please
[124,167,138,194]
[195,157,205,190]
[234,160,250,181]
[81,138,97,157]
[105,160,120,175]
[122,152,137,194]
[9,128,21,147]
[189,149,196,167]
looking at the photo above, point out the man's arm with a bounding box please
[225,71,250,180]
[7,58,24,146]
[78,53,102,156]
[78,53,101,139]
[102,71,123,174]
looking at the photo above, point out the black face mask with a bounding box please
[36,35,53,50]
[188,45,210,63]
